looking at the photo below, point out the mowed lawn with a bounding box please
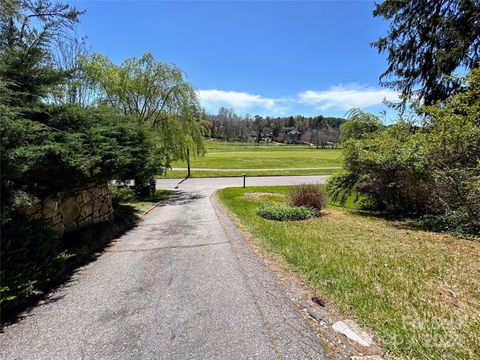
[217,186,480,360]
[165,140,342,178]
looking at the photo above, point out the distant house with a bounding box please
[284,129,301,144]
[248,131,273,143]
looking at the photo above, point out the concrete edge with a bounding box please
[141,202,162,217]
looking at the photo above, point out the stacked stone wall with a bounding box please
[21,182,113,237]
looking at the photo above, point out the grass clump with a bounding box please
[257,202,316,221]
[287,184,327,212]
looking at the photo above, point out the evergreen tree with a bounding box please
[373,0,480,106]
[0,0,83,106]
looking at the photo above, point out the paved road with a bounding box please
[170,167,340,171]
[158,175,329,191]
[1,176,328,360]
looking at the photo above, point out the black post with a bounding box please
[187,147,191,178]
[243,174,246,188]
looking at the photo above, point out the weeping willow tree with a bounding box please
[81,52,208,190]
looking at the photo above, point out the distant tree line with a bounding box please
[207,107,345,148]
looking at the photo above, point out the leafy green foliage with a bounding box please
[80,52,194,122]
[1,105,165,197]
[331,120,434,214]
[80,52,207,162]
[340,109,384,141]
[287,184,327,212]
[0,106,168,316]
[219,186,480,359]
[257,202,316,221]
[109,186,135,207]
[0,0,203,321]
[0,214,65,313]
[410,210,480,241]
[329,66,480,237]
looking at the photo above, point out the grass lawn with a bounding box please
[124,189,171,214]
[217,186,480,360]
[167,140,342,178]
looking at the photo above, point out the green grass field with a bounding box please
[163,168,340,178]
[164,140,342,178]
[218,186,480,360]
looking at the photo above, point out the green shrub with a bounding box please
[1,105,167,197]
[329,121,435,214]
[410,210,480,240]
[340,108,385,141]
[109,186,136,206]
[287,184,327,212]
[0,215,66,315]
[257,202,316,221]
[328,67,480,238]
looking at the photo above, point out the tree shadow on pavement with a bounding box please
[158,191,205,206]
[1,205,139,329]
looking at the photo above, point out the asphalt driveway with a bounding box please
[0,176,328,359]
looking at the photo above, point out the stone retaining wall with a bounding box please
[21,182,113,237]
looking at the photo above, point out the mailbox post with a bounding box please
[242,174,246,188]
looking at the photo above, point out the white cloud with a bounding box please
[197,89,277,111]
[298,84,399,111]
[197,84,399,116]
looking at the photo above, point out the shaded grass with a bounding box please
[217,186,480,360]
[172,139,342,170]
[124,189,171,214]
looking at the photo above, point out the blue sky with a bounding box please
[70,0,399,118]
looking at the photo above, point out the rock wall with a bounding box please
[21,182,113,237]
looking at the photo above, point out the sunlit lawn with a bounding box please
[163,168,340,179]
[171,139,342,172]
[218,186,480,360]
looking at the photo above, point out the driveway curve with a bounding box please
[0,176,329,359]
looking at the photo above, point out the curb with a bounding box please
[141,201,163,217]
